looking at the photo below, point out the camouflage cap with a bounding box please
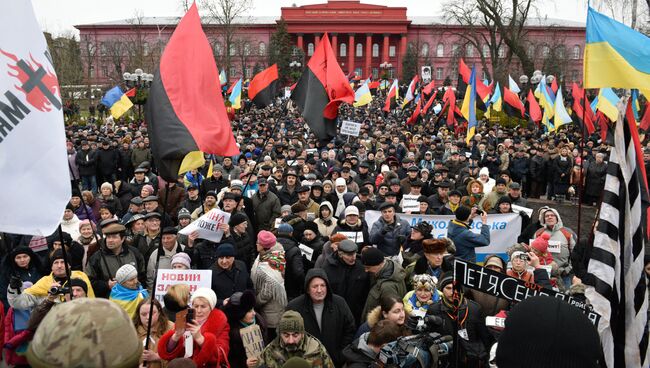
[27,298,142,368]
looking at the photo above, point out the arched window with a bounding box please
[229,43,236,56]
[556,46,565,59]
[421,43,429,57]
[307,42,315,56]
[372,43,379,57]
[215,42,223,56]
[143,42,149,56]
[339,43,347,57]
[542,45,550,58]
[482,44,490,58]
[258,42,266,56]
[498,46,506,58]
[356,43,363,57]
[527,45,535,58]
[572,45,581,59]
[465,44,474,57]
[243,42,251,56]
[436,43,444,57]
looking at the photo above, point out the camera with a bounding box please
[517,254,530,261]
[375,332,453,368]
[49,286,71,295]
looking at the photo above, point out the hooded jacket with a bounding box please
[334,217,371,248]
[286,269,356,367]
[341,333,377,368]
[461,179,484,207]
[535,207,576,277]
[314,201,337,238]
[362,259,407,320]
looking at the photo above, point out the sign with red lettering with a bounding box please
[154,269,212,305]
[179,208,231,242]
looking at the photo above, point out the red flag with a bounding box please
[125,88,136,97]
[640,101,650,131]
[503,87,525,118]
[289,82,296,91]
[248,64,279,108]
[407,97,422,125]
[458,58,489,109]
[421,90,438,114]
[422,81,436,96]
[227,79,238,94]
[571,83,595,135]
[550,78,559,94]
[146,3,238,181]
[383,81,398,112]
[440,87,457,126]
[291,32,354,144]
[368,80,379,89]
[526,90,542,124]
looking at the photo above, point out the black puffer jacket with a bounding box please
[286,268,357,368]
[276,234,305,301]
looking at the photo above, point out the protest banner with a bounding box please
[154,269,212,304]
[338,231,364,243]
[365,211,521,262]
[340,120,361,136]
[240,325,265,359]
[179,208,231,242]
[453,258,601,325]
[400,194,420,212]
[511,204,533,217]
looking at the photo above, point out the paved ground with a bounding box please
[526,198,598,240]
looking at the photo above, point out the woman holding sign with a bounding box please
[223,290,268,368]
[158,288,230,367]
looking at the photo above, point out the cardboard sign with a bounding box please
[338,231,364,243]
[298,243,314,261]
[401,194,420,212]
[454,259,601,325]
[547,240,561,254]
[240,325,265,359]
[154,269,212,305]
[511,204,533,217]
[340,120,361,137]
[179,208,231,242]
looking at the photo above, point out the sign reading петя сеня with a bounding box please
[453,258,601,325]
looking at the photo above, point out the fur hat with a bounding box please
[411,221,433,236]
[223,290,256,323]
[291,202,307,213]
[422,238,448,254]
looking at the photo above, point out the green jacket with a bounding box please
[259,333,333,368]
[362,259,407,320]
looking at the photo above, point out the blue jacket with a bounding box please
[447,219,490,263]
[369,215,411,256]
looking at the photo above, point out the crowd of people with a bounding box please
[0,91,642,368]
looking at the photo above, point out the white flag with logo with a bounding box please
[0,1,70,235]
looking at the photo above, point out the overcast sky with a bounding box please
[32,0,590,37]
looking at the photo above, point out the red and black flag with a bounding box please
[421,90,438,114]
[457,58,489,110]
[248,64,279,108]
[145,3,239,182]
[422,80,436,96]
[641,101,650,131]
[570,83,596,135]
[291,33,354,145]
[383,79,399,112]
[406,96,422,125]
[503,87,525,118]
[525,89,542,125]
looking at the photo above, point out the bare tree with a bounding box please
[79,32,99,105]
[592,0,650,30]
[45,31,84,87]
[233,37,253,79]
[199,0,253,78]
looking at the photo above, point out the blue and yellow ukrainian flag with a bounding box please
[229,78,242,109]
[109,283,148,318]
[596,87,620,122]
[552,87,572,132]
[100,86,133,119]
[485,82,502,119]
[353,79,372,107]
[461,66,477,144]
[584,7,650,89]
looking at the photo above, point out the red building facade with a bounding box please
[75,0,586,88]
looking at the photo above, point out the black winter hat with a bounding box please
[223,290,257,323]
[496,296,601,368]
[229,213,248,227]
[70,278,88,295]
[361,247,385,266]
[455,205,472,221]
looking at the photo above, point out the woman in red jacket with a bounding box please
[158,288,230,367]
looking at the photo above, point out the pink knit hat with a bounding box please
[257,230,277,249]
[531,233,551,253]
[142,184,154,195]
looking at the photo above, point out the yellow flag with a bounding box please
[178,151,205,174]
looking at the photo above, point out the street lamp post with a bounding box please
[123,69,154,121]
[380,62,392,95]
[289,61,302,83]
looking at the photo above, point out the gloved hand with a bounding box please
[9,276,22,293]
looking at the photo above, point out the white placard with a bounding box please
[401,194,420,212]
[338,231,364,243]
[547,240,561,254]
[179,208,231,242]
[154,269,212,305]
[298,243,314,261]
[511,204,533,217]
[421,66,432,83]
[340,120,361,137]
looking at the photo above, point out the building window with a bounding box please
[482,44,489,58]
[389,45,396,57]
[99,42,107,56]
[388,68,394,79]
[556,46,565,59]
[215,43,223,56]
[229,43,236,56]
[229,67,236,78]
[466,44,474,57]
[356,43,363,57]
[258,42,266,56]
[571,70,579,81]
[243,42,251,56]
[245,67,252,78]
[339,43,346,57]
[355,67,362,76]
[436,67,443,80]
[308,43,315,56]
[102,65,109,77]
[372,67,378,79]
[542,45,550,58]
[527,45,535,58]
[436,43,444,57]
[498,46,505,58]
[482,70,488,81]
[142,42,149,56]
[573,45,581,59]
[421,43,429,57]
[452,44,460,56]
[451,66,458,78]
[372,43,379,57]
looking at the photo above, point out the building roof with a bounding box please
[75,15,584,29]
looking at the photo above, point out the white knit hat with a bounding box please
[171,252,191,269]
[335,178,347,187]
[191,287,217,310]
[115,264,138,284]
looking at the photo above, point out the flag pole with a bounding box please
[56,224,73,298]
[144,181,172,362]
[576,84,587,248]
